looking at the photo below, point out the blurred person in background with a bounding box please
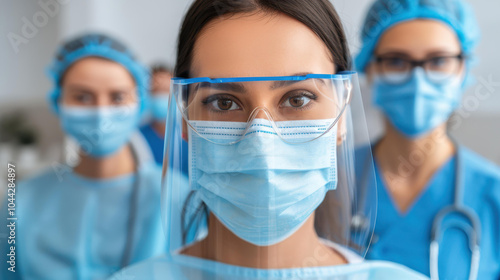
[140,64,188,175]
[355,0,500,279]
[0,33,166,280]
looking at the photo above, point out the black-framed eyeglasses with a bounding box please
[374,53,465,84]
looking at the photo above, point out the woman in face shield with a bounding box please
[355,0,500,279]
[109,1,428,279]
[0,34,166,280]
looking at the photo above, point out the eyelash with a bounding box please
[201,94,241,113]
[200,91,319,113]
[281,91,318,111]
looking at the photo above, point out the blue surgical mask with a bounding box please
[189,119,338,246]
[373,68,463,138]
[149,94,170,122]
[60,105,139,158]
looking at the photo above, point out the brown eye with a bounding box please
[203,95,241,112]
[282,92,314,109]
[289,96,305,107]
[217,99,233,110]
[111,92,125,104]
[75,93,93,104]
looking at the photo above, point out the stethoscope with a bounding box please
[120,142,141,268]
[351,143,482,280]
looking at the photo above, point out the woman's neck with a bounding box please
[374,121,455,212]
[74,145,136,179]
[184,213,347,268]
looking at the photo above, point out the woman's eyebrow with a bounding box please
[375,51,411,58]
[194,72,319,93]
[270,72,313,89]
[65,84,94,93]
[197,82,247,94]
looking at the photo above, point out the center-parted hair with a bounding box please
[175,0,351,78]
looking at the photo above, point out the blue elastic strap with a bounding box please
[172,71,356,85]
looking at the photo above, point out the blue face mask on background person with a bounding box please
[189,118,338,246]
[149,94,170,122]
[373,68,463,138]
[60,105,139,157]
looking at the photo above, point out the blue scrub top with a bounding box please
[366,146,500,279]
[0,162,166,280]
[140,123,189,176]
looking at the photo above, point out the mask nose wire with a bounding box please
[241,106,284,139]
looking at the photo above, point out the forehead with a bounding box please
[191,12,334,78]
[63,57,135,86]
[376,19,461,55]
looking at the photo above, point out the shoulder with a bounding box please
[6,168,68,220]
[138,162,162,178]
[461,146,500,181]
[460,147,500,207]
[460,147,500,192]
[137,162,163,190]
[18,168,64,192]
[321,239,363,264]
[357,261,429,279]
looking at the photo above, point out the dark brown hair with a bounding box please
[174,0,351,78]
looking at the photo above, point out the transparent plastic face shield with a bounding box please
[161,72,377,272]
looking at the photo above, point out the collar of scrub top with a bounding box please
[171,71,356,84]
[46,39,150,116]
[353,142,482,246]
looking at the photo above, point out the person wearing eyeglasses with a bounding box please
[355,0,500,279]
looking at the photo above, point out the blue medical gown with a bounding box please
[108,254,428,280]
[365,146,500,279]
[0,162,167,280]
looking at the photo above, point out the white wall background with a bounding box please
[1,0,500,167]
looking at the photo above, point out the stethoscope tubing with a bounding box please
[120,143,141,268]
[430,144,481,280]
[353,142,482,280]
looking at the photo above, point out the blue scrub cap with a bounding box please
[47,33,149,114]
[355,0,480,73]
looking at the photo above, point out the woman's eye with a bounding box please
[429,57,448,68]
[282,94,313,108]
[210,98,240,111]
[385,58,407,68]
[75,93,92,104]
[111,93,125,104]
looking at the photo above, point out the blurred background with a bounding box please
[1,0,499,186]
